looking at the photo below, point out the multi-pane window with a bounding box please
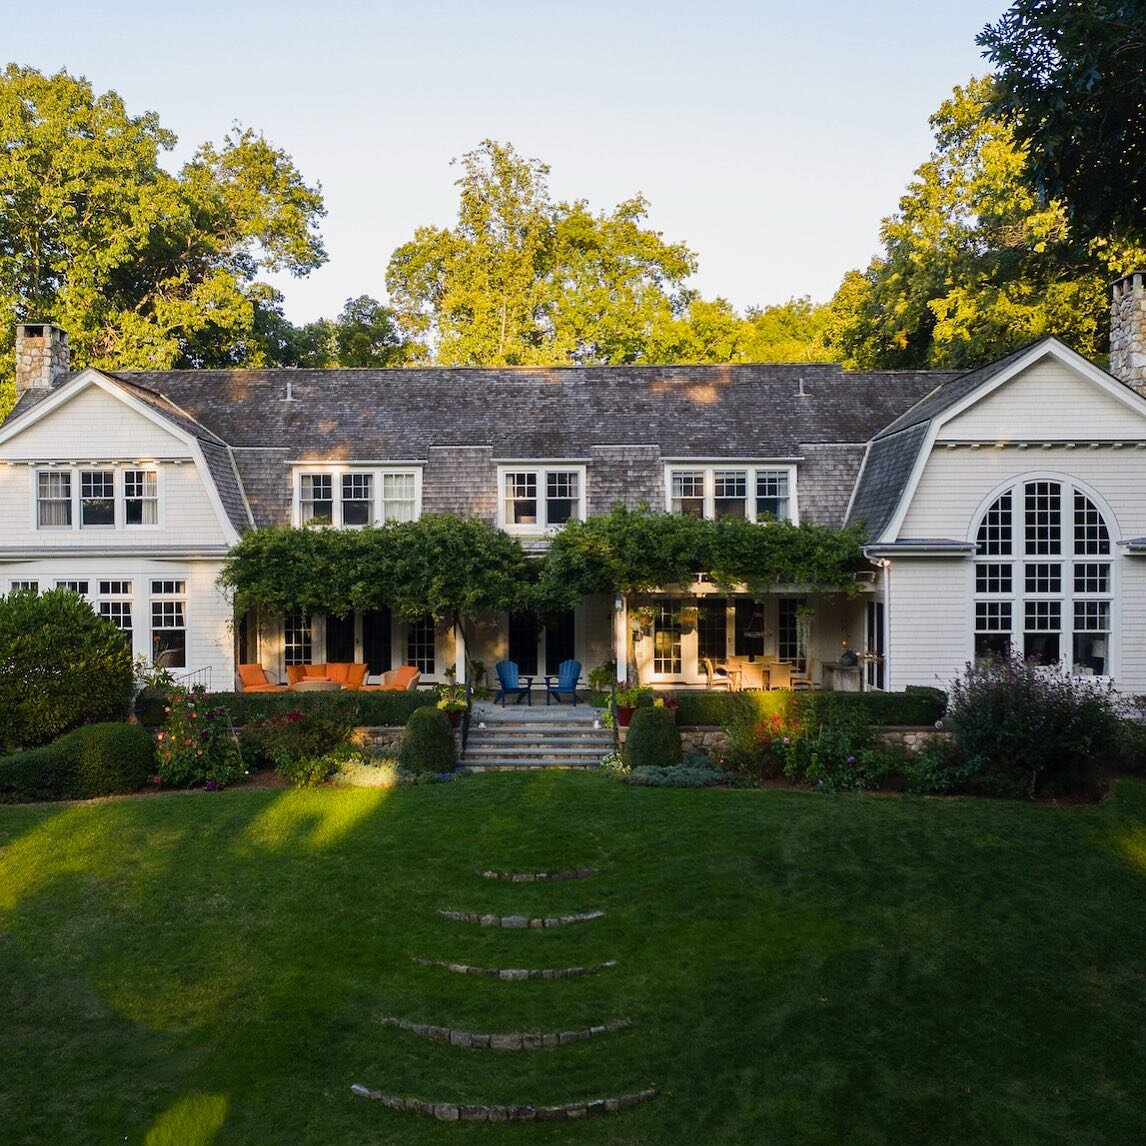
[652,602,682,675]
[713,471,748,519]
[9,580,38,592]
[671,471,705,517]
[300,474,334,524]
[697,598,728,662]
[380,473,416,522]
[80,471,115,526]
[667,466,795,522]
[504,472,538,525]
[36,468,162,530]
[37,472,71,527]
[500,468,584,529]
[341,473,373,526]
[778,598,804,668]
[98,580,134,650]
[756,471,790,521]
[56,580,90,596]
[124,470,158,525]
[973,481,1114,672]
[284,608,312,666]
[406,616,436,674]
[151,580,187,668]
[546,472,579,525]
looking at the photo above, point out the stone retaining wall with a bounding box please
[381,1015,631,1049]
[439,908,605,928]
[412,956,615,980]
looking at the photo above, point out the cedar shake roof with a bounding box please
[6,362,966,535]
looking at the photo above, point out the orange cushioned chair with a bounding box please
[371,665,421,691]
[237,664,286,692]
[286,664,307,686]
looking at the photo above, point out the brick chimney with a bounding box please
[1110,272,1146,394]
[15,323,70,395]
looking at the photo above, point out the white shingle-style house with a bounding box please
[5,272,1146,695]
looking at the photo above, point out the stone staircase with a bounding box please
[460,700,614,771]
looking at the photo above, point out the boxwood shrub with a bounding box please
[399,707,457,774]
[0,722,154,803]
[623,706,682,769]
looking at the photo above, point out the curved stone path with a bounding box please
[412,955,616,980]
[380,1015,632,1048]
[438,908,604,928]
[479,867,595,882]
[350,1085,657,1122]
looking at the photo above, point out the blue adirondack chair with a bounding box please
[494,660,533,706]
[544,659,582,705]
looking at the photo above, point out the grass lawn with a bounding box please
[3,773,1146,1144]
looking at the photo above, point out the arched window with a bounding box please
[973,480,1113,674]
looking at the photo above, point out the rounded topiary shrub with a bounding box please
[0,588,134,752]
[0,722,153,803]
[623,706,682,769]
[399,706,457,774]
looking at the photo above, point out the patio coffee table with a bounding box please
[289,680,342,692]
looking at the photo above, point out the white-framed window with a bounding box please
[972,479,1114,674]
[55,579,90,597]
[98,580,134,649]
[151,579,187,668]
[284,608,312,665]
[124,470,159,525]
[9,580,38,593]
[665,464,796,522]
[498,465,586,531]
[295,467,421,527]
[406,615,436,674]
[35,466,162,530]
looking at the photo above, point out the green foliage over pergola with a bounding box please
[219,509,867,623]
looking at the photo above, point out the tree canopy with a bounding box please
[0,65,327,416]
[978,2,1146,245]
[825,77,1144,371]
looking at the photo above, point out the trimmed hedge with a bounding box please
[0,722,154,803]
[137,689,437,729]
[671,688,946,728]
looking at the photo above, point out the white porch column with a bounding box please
[454,621,467,682]
[613,594,628,684]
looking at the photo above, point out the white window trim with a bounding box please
[970,473,1118,679]
[292,465,423,528]
[33,464,164,531]
[663,463,798,524]
[497,464,588,533]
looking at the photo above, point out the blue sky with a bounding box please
[5,0,1006,323]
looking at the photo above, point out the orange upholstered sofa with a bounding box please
[284,663,369,690]
[237,664,288,692]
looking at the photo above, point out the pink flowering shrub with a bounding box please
[155,686,242,788]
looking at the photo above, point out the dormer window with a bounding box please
[498,465,586,531]
[666,464,796,522]
[295,467,421,527]
[36,467,161,530]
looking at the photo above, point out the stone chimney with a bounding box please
[1110,272,1146,393]
[15,323,70,395]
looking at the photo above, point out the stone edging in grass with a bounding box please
[412,956,616,980]
[478,867,595,882]
[350,1084,656,1121]
[438,909,605,928]
[381,1015,631,1049]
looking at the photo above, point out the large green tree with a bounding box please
[978,2,1146,245]
[0,66,326,416]
[826,78,1144,370]
[386,140,724,366]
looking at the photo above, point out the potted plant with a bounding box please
[435,682,470,727]
[615,682,654,727]
[678,604,699,632]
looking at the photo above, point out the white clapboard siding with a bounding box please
[886,558,972,691]
[2,384,192,459]
[939,359,1146,441]
[898,448,1146,543]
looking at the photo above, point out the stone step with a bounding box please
[460,761,601,772]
